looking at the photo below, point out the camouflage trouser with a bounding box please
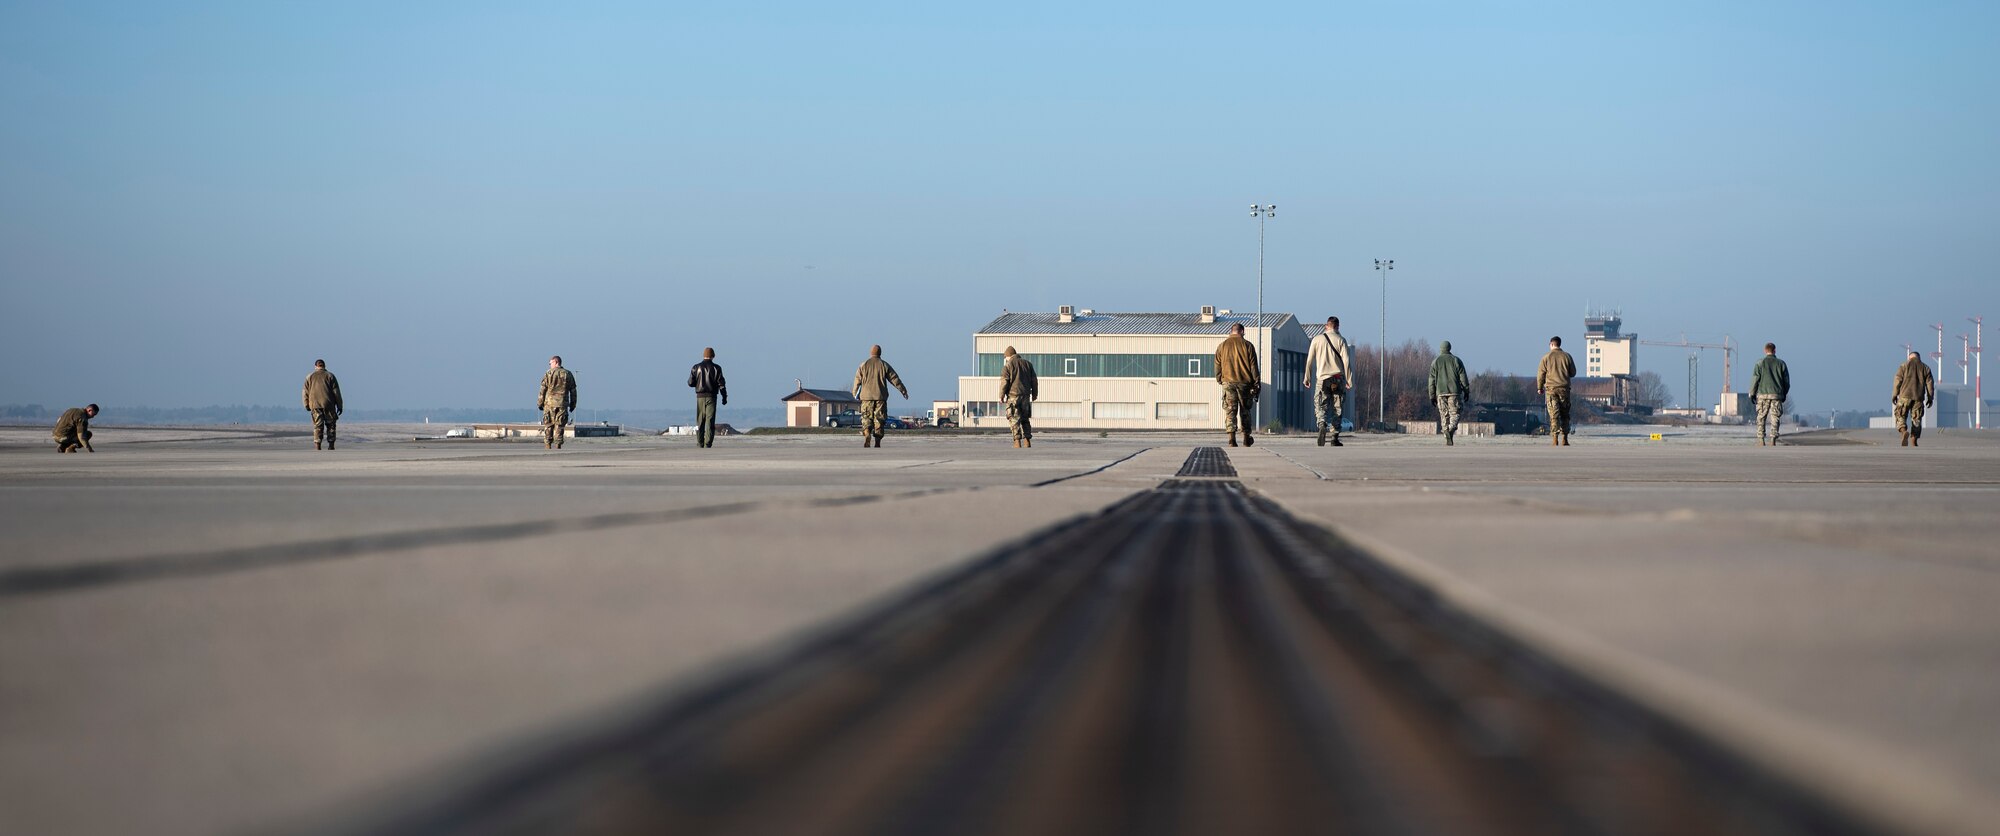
[860,400,887,437]
[1221,383,1258,434]
[1545,389,1572,436]
[542,407,569,447]
[1436,394,1461,437]
[1314,377,1345,430]
[1006,395,1033,441]
[312,409,338,446]
[1756,395,1783,442]
[54,430,88,451]
[1895,398,1927,437]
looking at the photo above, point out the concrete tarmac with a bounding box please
[1,425,1995,834]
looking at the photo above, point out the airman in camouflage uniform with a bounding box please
[1302,317,1351,447]
[538,355,578,449]
[1537,336,1577,447]
[1427,341,1470,446]
[303,359,344,450]
[1750,343,1790,447]
[1215,322,1261,447]
[852,345,908,448]
[52,404,98,453]
[1000,346,1038,448]
[1892,351,1935,447]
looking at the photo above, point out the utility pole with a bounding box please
[1686,354,1698,411]
[1972,316,1984,429]
[1251,204,1276,429]
[1374,258,1394,425]
[1933,323,1946,380]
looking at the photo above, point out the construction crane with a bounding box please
[1640,334,1736,410]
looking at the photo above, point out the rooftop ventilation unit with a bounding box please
[1199,305,1216,324]
[1058,305,1074,323]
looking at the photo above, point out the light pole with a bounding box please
[1374,258,1394,425]
[1251,204,1275,429]
[1972,316,1984,429]
[1933,323,1946,380]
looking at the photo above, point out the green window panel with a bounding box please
[976,353,1211,378]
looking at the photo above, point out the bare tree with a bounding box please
[1350,339,1444,425]
[1470,370,1536,405]
[1632,371,1671,409]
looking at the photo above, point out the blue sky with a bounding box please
[3,1,1994,415]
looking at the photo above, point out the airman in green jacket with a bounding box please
[1750,343,1790,447]
[1427,341,1470,446]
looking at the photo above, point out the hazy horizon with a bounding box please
[4,2,1994,416]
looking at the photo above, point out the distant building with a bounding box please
[783,387,861,428]
[1868,384,1984,430]
[954,306,1313,431]
[471,423,621,439]
[1583,314,1639,408]
[1584,314,1638,377]
[929,400,960,427]
[662,424,739,436]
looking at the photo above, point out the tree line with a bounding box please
[1343,339,1671,424]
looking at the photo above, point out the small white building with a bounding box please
[782,387,861,428]
[955,306,1314,431]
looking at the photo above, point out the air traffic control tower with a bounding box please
[1584,313,1639,407]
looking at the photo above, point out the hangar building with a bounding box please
[956,306,1313,431]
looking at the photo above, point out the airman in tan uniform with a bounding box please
[1537,336,1577,446]
[1215,322,1261,447]
[53,404,99,453]
[1000,346,1038,448]
[303,359,343,450]
[1892,351,1935,447]
[539,355,578,449]
[852,345,908,448]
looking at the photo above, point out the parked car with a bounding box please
[444,427,474,438]
[823,411,907,429]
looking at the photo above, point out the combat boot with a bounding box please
[1551,433,1560,447]
[327,440,335,451]
[1330,433,1343,447]
[862,432,872,448]
[1446,430,1455,447]
[1317,425,1328,446]
[874,434,885,448]
[1911,433,1920,447]
[315,441,322,451]
[1228,432,1238,448]
[1243,430,1254,447]
[1560,433,1570,447]
[1012,438,1020,448]
[1024,438,1032,448]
